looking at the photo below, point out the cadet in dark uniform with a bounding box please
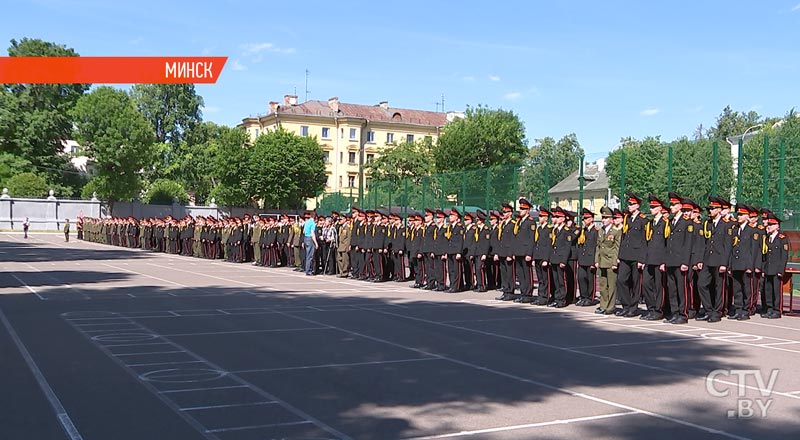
[697,197,732,323]
[533,208,553,305]
[445,208,465,292]
[421,209,438,289]
[576,208,599,306]
[641,195,668,320]
[487,210,500,290]
[548,207,574,308]
[761,214,789,319]
[472,210,493,292]
[463,211,477,290]
[747,205,766,315]
[616,193,648,317]
[431,210,448,291]
[664,195,694,324]
[513,198,536,303]
[495,204,517,300]
[729,204,762,320]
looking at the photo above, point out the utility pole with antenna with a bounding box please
[441,93,445,112]
[305,68,310,102]
[435,102,440,112]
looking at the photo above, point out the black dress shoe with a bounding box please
[622,310,640,318]
[670,316,688,324]
[478,287,488,292]
[595,308,606,314]
[767,311,782,319]
[707,315,721,323]
[695,315,710,321]
[664,316,676,324]
[554,302,567,308]
[644,313,663,321]
[547,301,558,307]
[446,288,460,293]
[639,312,652,320]
[614,310,626,316]
[736,313,751,320]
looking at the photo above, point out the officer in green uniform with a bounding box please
[595,207,621,314]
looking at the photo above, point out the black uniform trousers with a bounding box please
[447,255,462,291]
[551,263,569,306]
[535,260,550,301]
[412,255,424,285]
[763,274,783,315]
[577,265,596,301]
[472,257,488,291]
[433,255,446,288]
[514,257,534,298]
[698,266,726,318]
[731,270,754,315]
[424,254,437,287]
[498,258,514,295]
[616,259,642,314]
[566,260,578,303]
[642,264,665,316]
[666,266,691,319]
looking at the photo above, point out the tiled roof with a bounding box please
[548,163,609,194]
[273,100,448,127]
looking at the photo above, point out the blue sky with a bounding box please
[4,0,799,159]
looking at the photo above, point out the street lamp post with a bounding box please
[732,124,763,204]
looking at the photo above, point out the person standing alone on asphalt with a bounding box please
[23,217,30,238]
[64,218,70,242]
[303,211,318,275]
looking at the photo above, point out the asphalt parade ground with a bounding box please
[2,233,800,440]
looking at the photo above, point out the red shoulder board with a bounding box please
[639,213,647,218]
[758,225,765,230]
[779,233,786,239]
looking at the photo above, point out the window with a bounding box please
[406,134,414,143]
[323,151,330,163]
[325,175,330,187]
[301,126,309,137]
[348,175,356,187]
[254,129,260,137]
[386,133,394,143]
[348,152,356,164]
[366,154,374,164]
[338,176,343,187]
[341,128,344,139]
[367,131,375,142]
[339,152,343,163]
[349,128,357,140]
[322,127,330,138]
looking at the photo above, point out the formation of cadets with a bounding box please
[80,191,790,321]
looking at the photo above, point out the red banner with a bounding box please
[0,57,228,84]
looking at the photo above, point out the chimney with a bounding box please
[284,94,298,106]
[328,96,339,113]
[268,101,279,114]
[596,158,606,172]
[379,101,388,110]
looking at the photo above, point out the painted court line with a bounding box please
[278,309,751,440]
[159,385,249,394]
[233,357,438,374]
[0,306,84,440]
[205,420,313,434]
[113,350,186,356]
[405,411,639,439]
[125,360,205,368]
[180,401,277,411]
[160,326,330,337]
[7,273,45,300]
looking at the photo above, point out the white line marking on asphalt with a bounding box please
[233,357,438,374]
[205,420,312,433]
[0,306,84,440]
[159,385,249,394]
[405,411,639,439]
[180,401,277,411]
[160,327,330,337]
[7,273,45,300]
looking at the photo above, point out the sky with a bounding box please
[3,0,799,160]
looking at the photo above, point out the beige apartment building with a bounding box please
[548,159,615,219]
[241,95,461,203]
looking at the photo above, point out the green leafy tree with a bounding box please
[669,137,734,203]
[433,105,527,172]
[247,128,326,209]
[740,109,800,217]
[207,125,249,204]
[605,136,667,199]
[5,172,48,198]
[70,87,155,211]
[0,38,89,194]
[709,105,762,140]
[130,84,203,145]
[365,138,434,183]
[519,133,584,205]
[209,183,250,207]
[143,179,189,205]
[0,152,33,186]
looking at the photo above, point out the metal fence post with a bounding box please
[544,162,550,208]
[620,150,627,198]
[667,145,673,192]
[762,135,769,207]
[712,141,718,196]
[736,138,743,203]
[779,139,785,216]
[579,155,585,212]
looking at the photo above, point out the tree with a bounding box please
[708,105,762,140]
[433,105,527,172]
[130,84,203,145]
[247,128,326,209]
[70,87,155,209]
[518,134,584,205]
[5,172,48,198]
[365,138,434,183]
[0,152,33,186]
[605,136,667,199]
[143,179,189,205]
[668,137,734,203]
[0,38,89,195]
[207,125,250,205]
